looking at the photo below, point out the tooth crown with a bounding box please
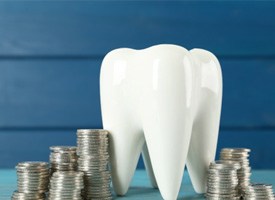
[100,44,222,200]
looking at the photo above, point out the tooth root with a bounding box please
[142,76,194,200]
[108,126,144,195]
[100,54,146,196]
[186,49,222,193]
[100,98,144,195]
[142,142,158,188]
[144,121,193,200]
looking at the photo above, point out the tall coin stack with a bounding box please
[220,148,251,196]
[244,184,275,200]
[48,171,84,200]
[77,129,112,200]
[49,146,78,174]
[206,161,241,200]
[12,162,49,200]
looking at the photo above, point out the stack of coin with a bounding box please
[244,183,275,200]
[220,148,251,195]
[77,129,112,200]
[48,171,84,200]
[50,146,78,174]
[12,162,49,200]
[206,160,241,200]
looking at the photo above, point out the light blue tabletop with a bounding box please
[1,169,275,200]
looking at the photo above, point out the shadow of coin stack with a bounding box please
[205,161,241,200]
[77,129,112,200]
[11,162,49,200]
[48,146,84,200]
[220,148,251,197]
[244,183,275,200]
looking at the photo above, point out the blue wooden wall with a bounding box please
[0,2,275,169]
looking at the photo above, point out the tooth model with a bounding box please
[100,44,222,200]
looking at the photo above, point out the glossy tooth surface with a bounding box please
[100,44,222,200]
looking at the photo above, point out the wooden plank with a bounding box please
[0,1,275,56]
[0,130,77,168]
[0,59,103,128]
[0,58,275,128]
[221,58,275,128]
[0,130,273,169]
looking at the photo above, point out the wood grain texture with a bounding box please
[0,129,274,169]
[0,59,102,128]
[0,1,275,169]
[0,58,275,128]
[221,58,275,128]
[0,1,274,56]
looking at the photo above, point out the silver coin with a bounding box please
[219,148,252,197]
[243,183,275,200]
[50,146,77,152]
[14,161,50,197]
[48,171,84,200]
[49,146,78,177]
[76,129,112,199]
[221,148,251,153]
[206,149,252,199]
[210,160,241,170]
[12,190,46,200]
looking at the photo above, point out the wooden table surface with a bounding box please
[1,169,275,200]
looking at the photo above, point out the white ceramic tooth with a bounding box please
[142,142,158,188]
[100,49,146,195]
[186,49,222,193]
[100,44,223,200]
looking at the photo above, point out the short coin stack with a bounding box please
[48,171,84,200]
[244,183,275,200]
[12,162,49,200]
[77,129,112,200]
[206,160,241,200]
[50,146,78,174]
[220,148,251,196]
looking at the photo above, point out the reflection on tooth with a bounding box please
[100,44,222,200]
